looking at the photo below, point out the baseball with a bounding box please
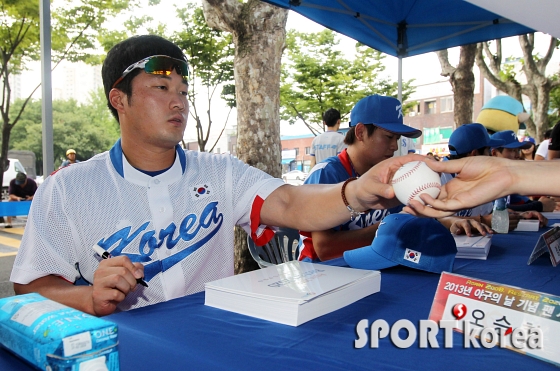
[391,161,441,205]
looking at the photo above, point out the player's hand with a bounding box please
[449,218,493,237]
[91,256,145,316]
[519,210,548,228]
[404,157,516,218]
[508,212,522,232]
[538,196,556,212]
[353,154,428,211]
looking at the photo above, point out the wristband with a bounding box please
[341,177,366,221]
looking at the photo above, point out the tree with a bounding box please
[202,0,288,274]
[0,0,132,186]
[172,4,235,152]
[547,74,560,124]
[10,89,120,171]
[476,34,560,140]
[436,44,477,128]
[281,30,415,134]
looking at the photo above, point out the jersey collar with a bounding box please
[109,139,187,180]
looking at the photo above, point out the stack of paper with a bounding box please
[454,235,493,260]
[514,219,540,232]
[204,261,380,326]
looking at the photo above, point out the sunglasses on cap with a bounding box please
[112,55,189,89]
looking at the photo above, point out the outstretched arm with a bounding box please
[261,154,426,231]
[405,157,559,218]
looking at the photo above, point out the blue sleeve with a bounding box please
[304,163,346,185]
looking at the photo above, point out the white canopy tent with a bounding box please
[465,0,560,39]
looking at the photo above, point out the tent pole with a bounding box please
[40,0,54,177]
[398,57,402,102]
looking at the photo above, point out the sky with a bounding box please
[18,0,560,143]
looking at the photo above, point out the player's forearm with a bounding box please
[513,161,560,197]
[14,275,95,315]
[262,182,370,232]
[312,224,379,261]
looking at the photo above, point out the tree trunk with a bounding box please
[202,0,288,274]
[436,44,477,128]
[476,35,560,141]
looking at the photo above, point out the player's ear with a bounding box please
[109,88,126,113]
[355,123,365,142]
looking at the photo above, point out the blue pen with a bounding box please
[92,244,148,287]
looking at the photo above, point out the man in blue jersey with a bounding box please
[298,95,488,262]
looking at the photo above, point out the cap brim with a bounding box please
[343,244,398,270]
[501,141,533,149]
[488,138,505,148]
[372,124,422,138]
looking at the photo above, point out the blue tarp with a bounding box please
[260,0,534,58]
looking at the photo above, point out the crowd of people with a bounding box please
[7,34,560,317]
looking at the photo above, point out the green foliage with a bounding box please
[171,3,235,151]
[0,0,135,183]
[173,4,235,105]
[499,60,518,82]
[10,89,120,172]
[280,29,415,133]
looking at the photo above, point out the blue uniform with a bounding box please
[298,149,402,262]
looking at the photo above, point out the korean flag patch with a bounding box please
[404,248,421,264]
[191,184,211,199]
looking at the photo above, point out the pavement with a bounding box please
[0,218,25,299]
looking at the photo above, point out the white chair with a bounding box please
[246,227,300,268]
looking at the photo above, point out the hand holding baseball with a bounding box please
[391,161,441,205]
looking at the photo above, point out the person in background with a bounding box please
[534,128,552,161]
[547,121,560,160]
[519,137,536,160]
[490,130,556,213]
[441,124,546,231]
[6,172,37,228]
[59,149,80,169]
[308,108,346,169]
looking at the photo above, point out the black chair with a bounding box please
[246,227,300,268]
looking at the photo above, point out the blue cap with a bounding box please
[490,130,533,150]
[523,136,536,144]
[350,95,422,138]
[448,123,505,156]
[343,213,457,274]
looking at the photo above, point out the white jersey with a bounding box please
[310,131,346,163]
[535,139,550,159]
[11,140,284,311]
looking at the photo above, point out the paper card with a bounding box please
[429,272,560,367]
[453,235,484,247]
[528,227,560,267]
[514,219,540,232]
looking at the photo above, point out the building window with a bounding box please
[424,100,436,115]
[440,96,454,112]
[408,103,420,117]
[305,147,311,155]
[294,148,299,156]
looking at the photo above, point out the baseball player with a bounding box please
[11,35,428,316]
[299,97,495,262]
